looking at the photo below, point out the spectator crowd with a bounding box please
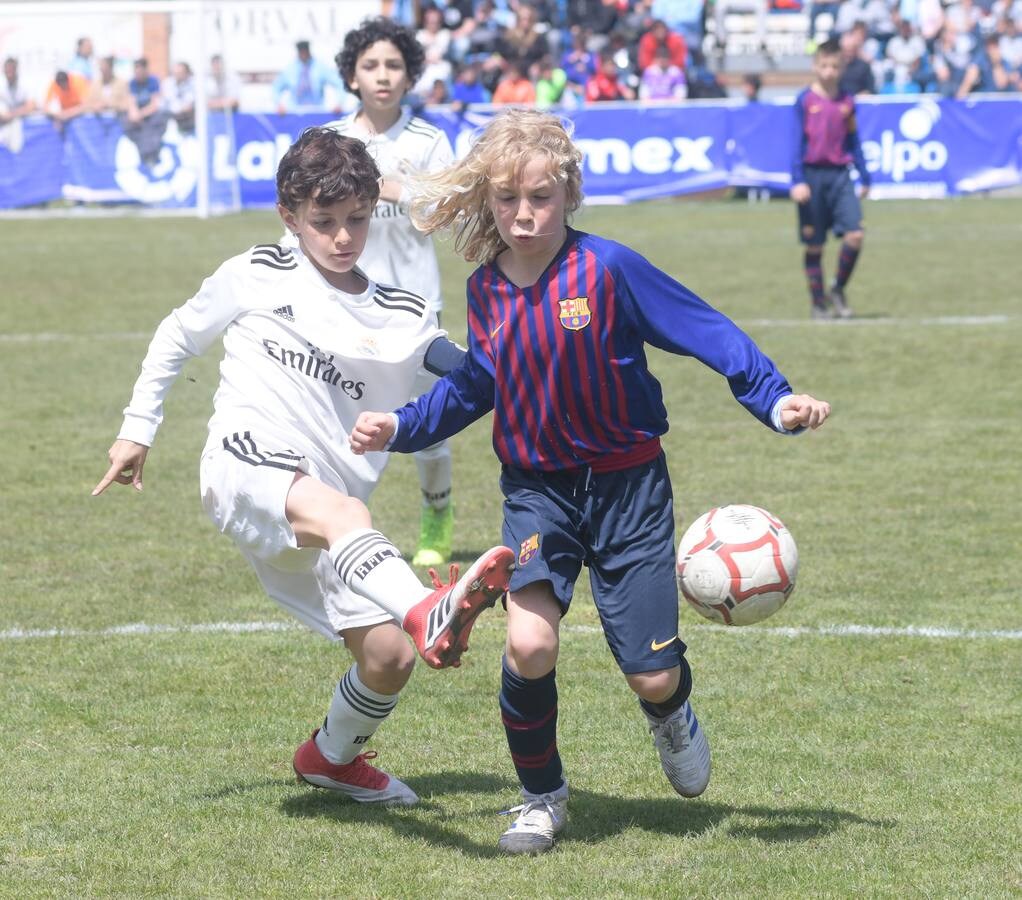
[2,0,1020,146]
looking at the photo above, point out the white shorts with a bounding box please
[199,437,395,640]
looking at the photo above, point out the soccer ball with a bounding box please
[676,505,798,626]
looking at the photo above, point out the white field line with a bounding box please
[0,314,1015,345]
[1,620,1019,642]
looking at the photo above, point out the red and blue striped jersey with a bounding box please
[390,229,794,471]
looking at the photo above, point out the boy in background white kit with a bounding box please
[94,127,513,805]
[326,17,457,567]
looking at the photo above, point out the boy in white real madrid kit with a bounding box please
[93,127,513,805]
[327,17,457,568]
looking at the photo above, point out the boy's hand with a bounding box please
[780,394,831,431]
[790,183,811,204]
[93,439,149,495]
[350,412,396,455]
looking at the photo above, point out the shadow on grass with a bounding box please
[278,769,893,857]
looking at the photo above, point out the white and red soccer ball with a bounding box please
[676,505,798,626]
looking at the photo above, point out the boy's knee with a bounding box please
[351,627,416,691]
[506,632,559,680]
[626,666,681,703]
[844,231,864,249]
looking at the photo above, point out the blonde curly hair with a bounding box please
[410,108,584,264]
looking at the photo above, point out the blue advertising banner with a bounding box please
[0,119,64,208]
[1,98,1020,209]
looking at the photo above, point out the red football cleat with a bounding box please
[402,545,514,669]
[292,730,418,805]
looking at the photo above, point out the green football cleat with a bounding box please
[412,504,454,568]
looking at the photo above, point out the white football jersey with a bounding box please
[117,242,444,500]
[324,108,453,313]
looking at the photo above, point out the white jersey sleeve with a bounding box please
[118,260,244,447]
[120,241,444,500]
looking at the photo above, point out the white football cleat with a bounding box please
[645,700,711,797]
[497,781,569,854]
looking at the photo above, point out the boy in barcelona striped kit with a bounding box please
[351,110,831,849]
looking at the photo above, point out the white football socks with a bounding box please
[329,529,430,623]
[315,665,398,764]
[414,442,452,510]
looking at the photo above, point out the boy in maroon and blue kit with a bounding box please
[791,39,871,319]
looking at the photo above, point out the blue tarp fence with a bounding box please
[1,97,1019,209]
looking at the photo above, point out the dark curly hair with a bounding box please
[335,16,425,97]
[276,127,381,211]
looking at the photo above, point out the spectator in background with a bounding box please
[412,42,454,102]
[492,56,538,104]
[534,55,570,106]
[417,5,453,62]
[44,70,89,124]
[450,0,504,60]
[434,0,476,32]
[638,19,689,73]
[916,0,946,44]
[86,56,130,113]
[561,27,596,89]
[69,37,95,82]
[586,48,637,100]
[808,0,841,44]
[960,32,1020,91]
[742,71,762,100]
[207,54,241,111]
[1000,17,1022,71]
[606,30,639,89]
[163,61,195,133]
[930,23,977,95]
[1,57,35,153]
[650,0,706,54]
[944,0,984,37]
[1,57,37,123]
[272,40,342,113]
[450,59,491,109]
[496,2,551,70]
[883,17,926,91]
[639,43,688,98]
[838,24,877,93]
[124,57,170,165]
[564,0,621,47]
[425,77,450,105]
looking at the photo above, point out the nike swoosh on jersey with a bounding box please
[651,637,677,651]
[489,321,505,339]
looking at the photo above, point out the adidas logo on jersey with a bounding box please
[273,305,295,322]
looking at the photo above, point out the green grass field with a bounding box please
[2,197,1020,898]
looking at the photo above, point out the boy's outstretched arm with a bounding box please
[778,394,830,431]
[350,412,397,455]
[93,439,149,495]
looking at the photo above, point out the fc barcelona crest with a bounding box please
[558,296,591,331]
[519,533,540,566]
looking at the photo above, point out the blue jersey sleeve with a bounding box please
[389,325,496,453]
[604,240,794,431]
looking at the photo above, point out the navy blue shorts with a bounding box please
[797,165,863,245]
[500,453,686,675]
